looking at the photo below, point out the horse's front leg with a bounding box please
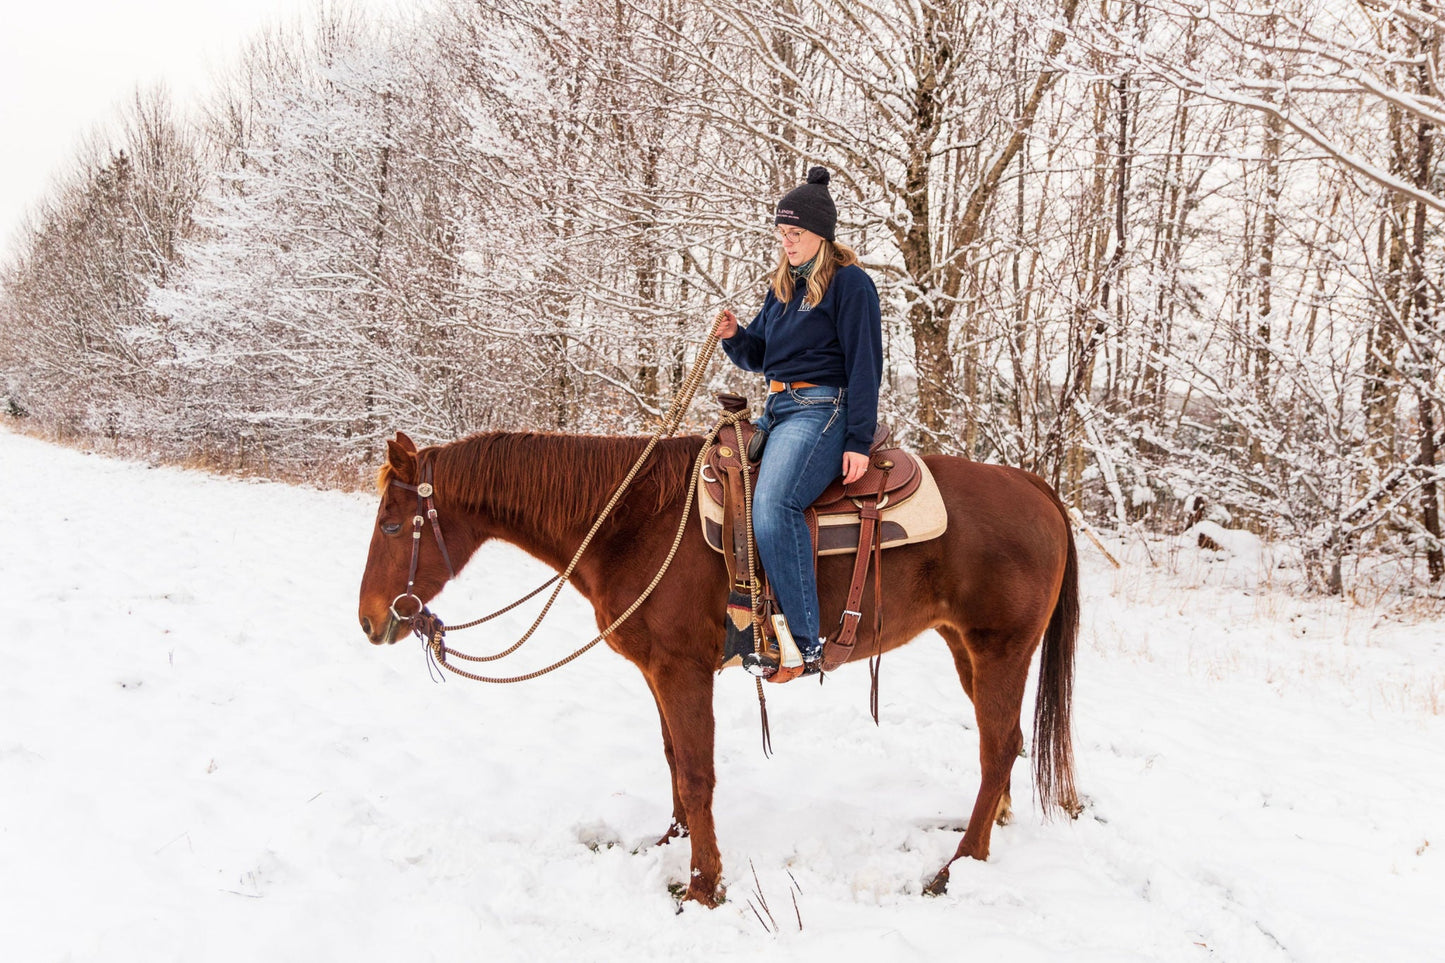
[643,676,688,845]
[646,656,723,906]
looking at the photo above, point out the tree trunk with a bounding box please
[1407,57,1443,581]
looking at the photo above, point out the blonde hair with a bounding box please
[771,238,860,307]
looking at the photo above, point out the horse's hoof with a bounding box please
[923,869,950,896]
[678,881,725,908]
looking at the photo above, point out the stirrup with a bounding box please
[744,651,822,683]
[743,614,818,682]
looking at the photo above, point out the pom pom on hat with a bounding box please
[807,166,830,186]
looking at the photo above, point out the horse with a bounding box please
[357,429,1079,905]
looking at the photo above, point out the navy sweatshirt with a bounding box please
[722,264,883,455]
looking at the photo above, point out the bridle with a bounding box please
[362,313,779,752]
[383,460,455,642]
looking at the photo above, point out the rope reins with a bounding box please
[408,410,755,684]
[397,313,770,697]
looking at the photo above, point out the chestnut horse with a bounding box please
[357,429,1079,904]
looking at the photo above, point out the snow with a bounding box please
[3,427,1443,961]
[1181,521,1269,584]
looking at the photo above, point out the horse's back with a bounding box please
[922,453,1066,528]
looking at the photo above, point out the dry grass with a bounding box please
[1088,527,1445,717]
[1361,592,1445,624]
[1,416,375,492]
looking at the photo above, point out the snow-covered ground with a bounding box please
[3,427,1442,962]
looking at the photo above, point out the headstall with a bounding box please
[387,461,456,634]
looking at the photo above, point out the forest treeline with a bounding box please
[2,0,1443,594]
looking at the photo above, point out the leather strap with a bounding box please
[392,461,457,600]
[821,480,885,672]
[805,510,820,575]
[721,461,747,588]
[717,423,757,592]
[868,516,884,723]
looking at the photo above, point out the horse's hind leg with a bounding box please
[927,631,1032,896]
[938,626,1019,827]
[644,677,689,846]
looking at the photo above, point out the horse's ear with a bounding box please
[394,431,418,454]
[386,437,418,483]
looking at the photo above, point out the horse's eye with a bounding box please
[381,521,402,536]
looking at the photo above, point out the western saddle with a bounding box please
[699,394,947,680]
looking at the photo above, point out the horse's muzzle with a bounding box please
[361,612,405,645]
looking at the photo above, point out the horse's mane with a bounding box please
[406,431,701,542]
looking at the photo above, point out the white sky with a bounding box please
[0,0,398,258]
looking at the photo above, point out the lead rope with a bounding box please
[421,409,749,684]
[418,312,772,714]
[434,320,726,654]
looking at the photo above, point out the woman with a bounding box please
[713,166,883,681]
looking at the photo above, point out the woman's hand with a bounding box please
[713,308,739,340]
[842,451,869,485]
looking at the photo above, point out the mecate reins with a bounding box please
[386,314,780,746]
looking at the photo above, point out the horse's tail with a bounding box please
[1029,480,1080,820]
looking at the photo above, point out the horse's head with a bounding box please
[357,431,466,645]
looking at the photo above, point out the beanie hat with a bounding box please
[774,166,837,242]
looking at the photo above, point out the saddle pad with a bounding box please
[697,450,948,557]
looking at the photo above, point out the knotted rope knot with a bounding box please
[410,607,446,651]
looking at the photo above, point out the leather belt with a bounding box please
[768,380,821,393]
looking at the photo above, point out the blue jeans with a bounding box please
[753,385,848,658]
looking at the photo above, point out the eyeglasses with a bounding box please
[775,227,806,243]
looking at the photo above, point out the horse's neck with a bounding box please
[455,433,646,573]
